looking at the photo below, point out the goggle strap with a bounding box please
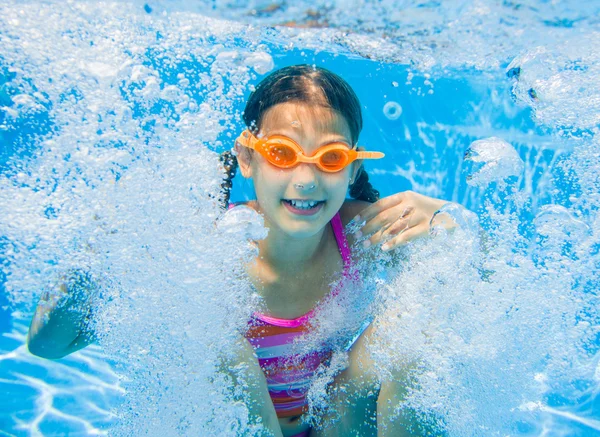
[355,151,385,159]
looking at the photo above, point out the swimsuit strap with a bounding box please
[330,211,352,272]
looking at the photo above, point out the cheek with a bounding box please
[325,168,352,188]
[253,164,287,198]
[322,172,352,201]
[253,163,351,202]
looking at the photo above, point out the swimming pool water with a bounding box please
[1,1,599,436]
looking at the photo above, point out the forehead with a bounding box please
[260,102,351,139]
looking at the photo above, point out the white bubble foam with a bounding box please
[507,33,600,132]
[243,51,274,75]
[218,204,269,242]
[0,3,266,434]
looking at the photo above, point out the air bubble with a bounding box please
[430,202,480,239]
[463,137,524,188]
[383,101,402,120]
[244,51,274,75]
[534,204,590,241]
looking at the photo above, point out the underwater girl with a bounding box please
[27,64,450,436]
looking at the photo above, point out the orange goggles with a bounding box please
[235,129,385,173]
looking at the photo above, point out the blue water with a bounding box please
[1,1,599,436]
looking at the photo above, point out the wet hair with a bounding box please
[219,64,380,209]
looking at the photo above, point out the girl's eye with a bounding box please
[266,144,295,163]
[321,150,347,167]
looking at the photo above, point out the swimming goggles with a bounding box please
[235,129,385,173]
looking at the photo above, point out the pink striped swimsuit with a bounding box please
[228,203,367,436]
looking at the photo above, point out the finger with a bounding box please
[360,205,413,238]
[381,213,414,240]
[373,209,418,245]
[366,219,396,248]
[368,212,412,247]
[381,224,429,251]
[352,192,408,225]
[360,208,414,248]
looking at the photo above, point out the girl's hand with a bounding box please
[352,191,448,252]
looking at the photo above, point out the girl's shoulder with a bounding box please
[339,199,371,248]
[228,200,260,212]
[339,199,371,227]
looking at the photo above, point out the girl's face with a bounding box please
[236,102,360,239]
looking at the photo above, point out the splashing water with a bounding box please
[1,1,599,436]
[218,204,269,242]
[0,2,268,434]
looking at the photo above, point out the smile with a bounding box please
[282,199,326,216]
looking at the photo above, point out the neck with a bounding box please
[245,201,336,318]
[258,217,328,278]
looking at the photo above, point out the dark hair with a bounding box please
[219,64,380,209]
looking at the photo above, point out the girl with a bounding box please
[27,64,448,436]
[219,64,448,437]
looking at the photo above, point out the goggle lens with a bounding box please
[320,149,349,170]
[265,143,297,166]
[262,140,350,172]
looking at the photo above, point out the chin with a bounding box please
[294,222,329,236]
[285,211,338,239]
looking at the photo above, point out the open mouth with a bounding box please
[282,199,326,215]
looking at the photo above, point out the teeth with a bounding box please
[287,199,320,209]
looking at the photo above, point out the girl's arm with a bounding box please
[377,376,435,437]
[312,324,380,437]
[311,324,432,437]
[225,337,283,437]
[27,270,97,359]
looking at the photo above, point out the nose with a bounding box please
[291,162,318,192]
